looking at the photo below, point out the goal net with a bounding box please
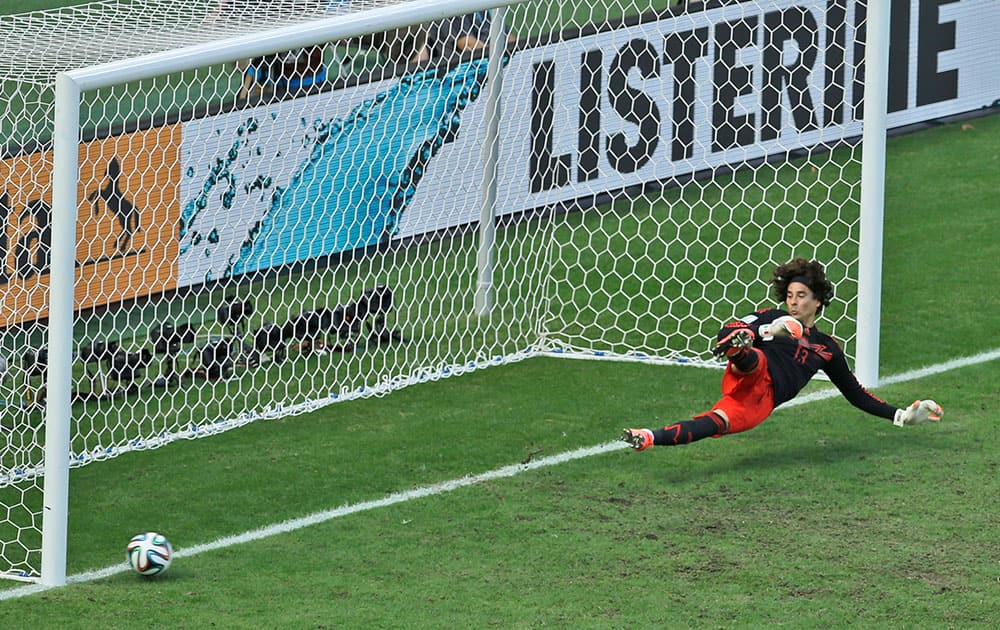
[1,0,889,583]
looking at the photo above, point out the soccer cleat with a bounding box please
[711,328,754,359]
[621,428,654,451]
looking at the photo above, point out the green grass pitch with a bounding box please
[1,108,998,630]
[0,1,998,626]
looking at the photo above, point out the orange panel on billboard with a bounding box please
[0,124,182,327]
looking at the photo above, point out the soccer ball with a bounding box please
[126,532,173,576]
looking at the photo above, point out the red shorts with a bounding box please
[706,349,775,434]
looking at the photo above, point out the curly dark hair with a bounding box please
[770,258,834,312]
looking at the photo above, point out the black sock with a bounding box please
[730,347,759,373]
[651,413,726,446]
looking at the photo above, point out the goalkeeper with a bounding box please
[622,258,943,451]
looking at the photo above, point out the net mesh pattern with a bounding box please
[0,1,411,86]
[1,0,877,580]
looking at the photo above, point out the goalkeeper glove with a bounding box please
[893,400,943,426]
[758,315,804,340]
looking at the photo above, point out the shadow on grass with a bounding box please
[651,426,953,481]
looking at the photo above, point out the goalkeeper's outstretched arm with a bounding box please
[824,354,943,426]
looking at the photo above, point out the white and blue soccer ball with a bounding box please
[126,532,173,576]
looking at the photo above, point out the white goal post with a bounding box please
[7,0,964,586]
[44,0,523,587]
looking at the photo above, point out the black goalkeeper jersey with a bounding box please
[723,309,897,419]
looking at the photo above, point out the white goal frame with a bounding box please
[34,0,890,587]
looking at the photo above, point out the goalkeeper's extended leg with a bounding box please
[712,328,758,373]
[622,413,726,451]
[621,428,654,451]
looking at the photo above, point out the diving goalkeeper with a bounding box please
[621,258,943,451]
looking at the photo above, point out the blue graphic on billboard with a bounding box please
[179,59,491,284]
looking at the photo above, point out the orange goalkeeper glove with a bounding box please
[758,315,804,340]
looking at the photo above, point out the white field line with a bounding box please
[3,347,998,601]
